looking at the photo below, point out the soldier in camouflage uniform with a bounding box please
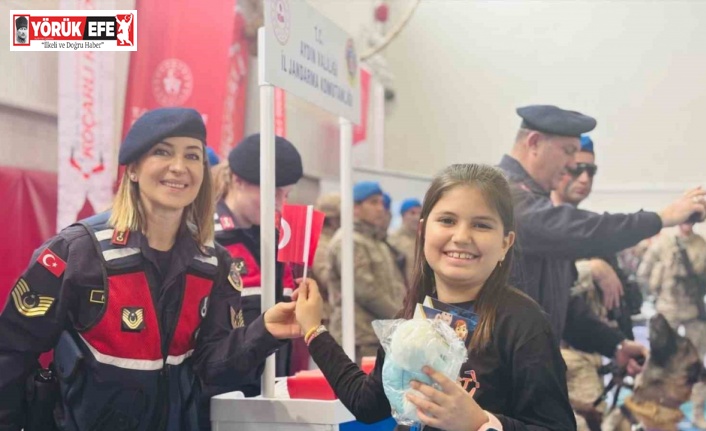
[561,260,615,431]
[637,221,706,428]
[326,182,407,360]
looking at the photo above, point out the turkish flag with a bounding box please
[37,248,67,278]
[277,205,325,266]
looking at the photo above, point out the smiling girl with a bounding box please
[294,164,575,431]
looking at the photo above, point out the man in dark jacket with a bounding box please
[498,104,706,373]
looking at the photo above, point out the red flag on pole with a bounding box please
[277,204,325,268]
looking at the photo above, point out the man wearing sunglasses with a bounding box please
[498,104,706,383]
[555,136,598,206]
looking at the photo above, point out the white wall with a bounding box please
[3,0,706,220]
[384,1,706,192]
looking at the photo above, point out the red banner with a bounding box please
[121,0,235,156]
[277,205,325,265]
[219,8,250,158]
[353,67,371,145]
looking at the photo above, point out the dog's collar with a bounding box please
[623,396,684,431]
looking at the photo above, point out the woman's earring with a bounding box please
[498,259,504,268]
[130,174,137,181]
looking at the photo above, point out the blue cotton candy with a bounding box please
[379,319,467,425]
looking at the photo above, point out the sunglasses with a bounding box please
[567,163,598,178]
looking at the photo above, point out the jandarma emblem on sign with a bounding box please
[10,10,137,51]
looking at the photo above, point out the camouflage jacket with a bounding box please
[388,226,417,284]
[311,227,335,318]
[638,232,706,322]
[326,221,407,349]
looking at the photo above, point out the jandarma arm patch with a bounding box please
[228,262,243,292]
[11,278,55,317]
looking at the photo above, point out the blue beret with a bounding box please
[119,108,206,165]
[228,133,303,187]
[517,105,596,138]
[580,135,594,153]
[206,147,220,166]
[353,181,383,203]
[382,193,391,211]
[400,198,421,215]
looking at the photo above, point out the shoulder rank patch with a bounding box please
[111,229,130,246]
[121,307,145,332]
[230,306,244,329]
[11,278,55,317]
[228,262,243,292]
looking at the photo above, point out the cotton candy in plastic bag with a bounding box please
[372,318,468,426]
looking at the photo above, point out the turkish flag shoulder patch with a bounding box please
[37,248,67,278]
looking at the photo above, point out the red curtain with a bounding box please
[0,167,57,366]
[0,166,58,298]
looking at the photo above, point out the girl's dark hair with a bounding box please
[401,164,515,352]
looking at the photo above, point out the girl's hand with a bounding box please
[406,366,489,431]
[293,278,324,335]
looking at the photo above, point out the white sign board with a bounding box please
[263,0,360,124]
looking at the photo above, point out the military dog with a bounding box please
[602,314,706,431]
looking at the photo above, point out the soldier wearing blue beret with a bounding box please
[326,181,406,358]
[551,134,597,207]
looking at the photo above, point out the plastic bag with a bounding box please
[372,318,468,426]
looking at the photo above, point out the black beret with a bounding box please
[119,108,207,165]
[517,105,597,138]
[228,133,303,187]
[16,16,28,29]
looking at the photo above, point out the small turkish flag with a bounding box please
[37,248,67,278]
[277,205,325,266]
